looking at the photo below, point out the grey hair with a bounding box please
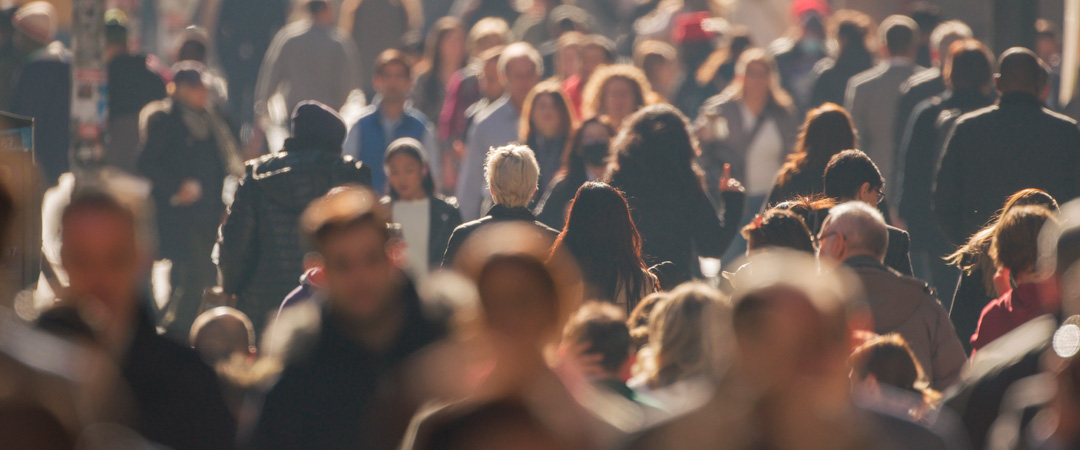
[931,20,973,59]
[498,42,544,78]
[827,201,889,260]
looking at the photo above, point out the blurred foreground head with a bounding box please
[190,307,256,365]
[300,185,401,324]
[729,250,864,392]
[452,222,580,351]
[642,282,732,388]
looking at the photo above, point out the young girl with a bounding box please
[382,138,462,277]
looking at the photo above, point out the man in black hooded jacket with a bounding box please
[217,101,370,335]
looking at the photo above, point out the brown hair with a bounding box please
[628,292,667,350]
[776,103,856,186]
[645,283,730,387]
[374,48,411,78]
[991,205,1057,275]
[300,185,390,252]
[741,208,815,254]
[695,26,753,87]
[519,80,578,151]
[715,48,794,111]
[946,189,1058,293]
[849,333,941,421]
[562,301,631,373]
[581,64,656,122]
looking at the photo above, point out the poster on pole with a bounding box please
[70,0,108,171]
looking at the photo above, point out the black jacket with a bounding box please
[382,196,463,269]
[934,92,1080,244]
[38,306,236,450]
[607,173,744,279]
[217,138,371,329]
[894,68,945,150]
[137,99,232,260]
[808,51,874,109]
[884,225,914,277]
[898,89,996,251]
[251,278,445,450]
[764,162,829,208]
[442,204,559,267]
[534,171,587,229]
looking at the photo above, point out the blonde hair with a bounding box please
[467,17,510,56]
[485,144,540,208]
[644,282,731,388]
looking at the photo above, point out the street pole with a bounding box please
[70,0,108,175]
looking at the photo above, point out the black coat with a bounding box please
[382,196,463,269]
[534,171,587,229]
[894,68,945,150]
[441,204,559,267]
[607,173,744,279]
[884,225,914,277]
[217,138,371,329]
[808,51,874,109]
[38,306,236,450]
[764,162,829,208]
[137,99,231,261]
[898,89,996,252]
[250,279,445,450]
[934,92,1080,245]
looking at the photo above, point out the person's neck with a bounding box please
[744,94,767,115]
[381,100,406,121]
[586,163,606,179]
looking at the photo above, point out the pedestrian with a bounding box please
[817,202,966,389]
[410,17,467,130]
[934,47,1080,245]
[581,64,656,130]
[444,144,558,266]
[381,138,462,278]
[535,117,616,228]
[894,21,972,150]
[606,104,746,279]
[520,80,577,194]
[104,10,167,174]
[808,10,874,109]
[213,0,289,127]
[456,42,543,221]
[339,0,420,100]
[551,182,659,314]
[764,102,855,208]
[344,49,439,195]
[217,100,370,335]
[138,62,242,338]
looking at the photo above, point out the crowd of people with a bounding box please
[2,0,1080,449]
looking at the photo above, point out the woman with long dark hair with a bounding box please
[382,138,462,277]
[411,17,468,127]
[765,102,856,208]
[606,104,745,280]
[552,182,658,313]
[520,81,577,193]
[534,117,616,228]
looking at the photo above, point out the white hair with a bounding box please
[485,144,540,208]
[498,42,544,78]
[825,202,889,259]
[931,20,973,59]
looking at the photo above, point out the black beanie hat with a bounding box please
[290,100,346,149]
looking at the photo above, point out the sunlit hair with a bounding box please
[946,188,1058,294]
[300,185,389,252]
[383,137,435,200]
[561,301,631,374]
[644,282,731,388]
[467,17,509,56]
[849,333,941,422]
[519,80,577,151]
[929,20,972,61]
[551,182,657,313]
[741,208,815,254]
[498,42,544,78]
[606,104,704,195]
[580,64,656,121]
[772,194,837,235]
[485,144,540,208]
[190,306,256,354]
[991,205,1058,275]
[715,48,794,111]
[628,292,668,350]
[943,39,994,91]
[776,103,856,187]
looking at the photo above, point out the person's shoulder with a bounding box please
[812,57,837,76]
[886,225,909,240]
[404,106,434,127]
[699,92,738,115]
[901,67,941,93]
[139,99,175,129]
[432,195,460,211]
[767,37,797,58]
[952,103,1000,128]
[848,63,888,88]
[1039,106,1080,129]
[473,98,512,125]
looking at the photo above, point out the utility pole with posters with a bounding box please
[70,0,108,173]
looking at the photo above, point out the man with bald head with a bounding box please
[934,47,1080,245]
[818,201,966,389]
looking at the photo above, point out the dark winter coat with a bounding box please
[250,278,445,450]
[107,53,167,173]
[382,195,463,269]
[934,92,1080,244]
[10,42,70,185]
[441,204,559,267]
[808,50,874,109]
[137,99,233,261]
[217,138,371,329]
[534,170,588,229]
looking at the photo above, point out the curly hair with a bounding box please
[580,64,656,123]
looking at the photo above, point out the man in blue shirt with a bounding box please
[344,48,439,194]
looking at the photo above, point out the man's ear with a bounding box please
[858,182,873,199]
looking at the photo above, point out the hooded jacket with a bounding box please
[217,137,371,332]
[845,255,967,390]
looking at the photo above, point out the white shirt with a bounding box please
[739,102,784,196]
[392,198,431,277]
